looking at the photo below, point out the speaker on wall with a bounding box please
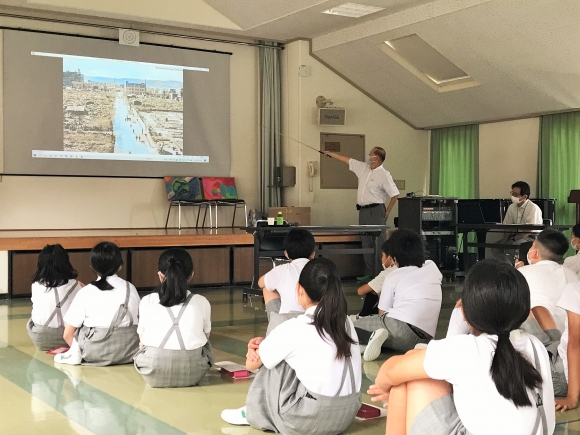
[318,108,346,126]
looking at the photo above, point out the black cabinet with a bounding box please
[398,197,458,272]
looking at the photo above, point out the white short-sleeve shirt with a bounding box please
[564,251,580,279]
[557,282,580,381]
[378,260,442,336]
[367,266,397,294]
[31,279,81,327]
[518,260,578,332]
[64,275,140,328]
[137,291,210,350]
[263,258,309,314]
[503,200,543,225]
[258,306,361,396]
[424,333,555,435]
[348,159,399,206]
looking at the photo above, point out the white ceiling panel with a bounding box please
[0,0,578,128]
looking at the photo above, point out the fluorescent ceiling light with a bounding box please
[322,3,384,18]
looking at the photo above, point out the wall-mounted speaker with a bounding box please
[318,108,346,126]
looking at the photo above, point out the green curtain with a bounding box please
[538,111,580,226]
[430,124,479,198]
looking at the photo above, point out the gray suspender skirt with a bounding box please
[76,282,139,366]
[27,281,79,350]
[133,292,214,388]
[246,354,361,435]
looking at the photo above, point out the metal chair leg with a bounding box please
[178,202,182,230]
[165,203,173,229]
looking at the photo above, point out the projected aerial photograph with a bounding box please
[62,56,184,156]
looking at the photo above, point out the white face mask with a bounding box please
[511,196,521,204]
[572,239,578,251]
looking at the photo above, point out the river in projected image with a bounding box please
[62,55,184,156]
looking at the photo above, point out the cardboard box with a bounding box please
[268,207,311,226]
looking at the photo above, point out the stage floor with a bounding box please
[0,228,363,251]
[0,228,254,251]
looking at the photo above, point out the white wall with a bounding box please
[479,118,540,198]
[0,20,259,230]
[282,40,429,226]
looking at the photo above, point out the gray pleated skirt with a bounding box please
[246,361,361,435]
[26,318,68,351]
[77,324,140,366]
[409,394,471,435]
[133,341,214,388]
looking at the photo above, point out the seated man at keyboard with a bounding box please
[492,181,542,264]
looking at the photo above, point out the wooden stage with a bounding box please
[0,228,364,297]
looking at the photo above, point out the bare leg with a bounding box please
[262,288,280,305]
[405,379,452,433]
[386,384,407,435]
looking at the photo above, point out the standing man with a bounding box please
[325,147,399,282]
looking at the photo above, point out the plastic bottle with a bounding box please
[276,211,284,226]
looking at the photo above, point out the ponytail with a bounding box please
[491,333,542,407]
[157,249,193,307]
[299,258,356,360]
[462,260,543,408]
[89,242,123,291]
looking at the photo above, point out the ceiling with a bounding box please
[1,0,579,128]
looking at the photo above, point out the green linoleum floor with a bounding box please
[0,281,577,434]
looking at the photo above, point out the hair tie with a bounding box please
[498,331,510,339]
[169,258,180,266]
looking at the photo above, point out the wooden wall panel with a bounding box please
[11,250,128,297]
[233,246,253,284]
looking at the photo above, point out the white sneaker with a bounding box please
[363,329,389,362]
[349,314,360,322]
[359,344,367,354]
[221,406,249,426]
[54,340,81,365]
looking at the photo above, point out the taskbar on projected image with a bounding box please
[32,150,209,163]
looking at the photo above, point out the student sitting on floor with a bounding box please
[134,248,213,388]
[516,228,578,353]
[369,260,555,435]
[258,228,315,320]
[448,228,577,344]
[350,249,397,320]
[353,229,442,362]
[550,281,580,412]
[221,258,362,435]
[27,244,83,350]
[564,223,580,278]
[54,242,140,366]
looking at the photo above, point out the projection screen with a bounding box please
[3,30,231,177]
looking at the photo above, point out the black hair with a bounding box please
[511,181,531,198]
[89,242,123,291]
[572,223,580,239]
[284,228,315,260]
[381,229,424,268]
[370,147,386,162]
[32,244,78,290]
[462,260,542,407]
[298,258,356,360]
[536,228,569,261]
[157,248,194,307]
